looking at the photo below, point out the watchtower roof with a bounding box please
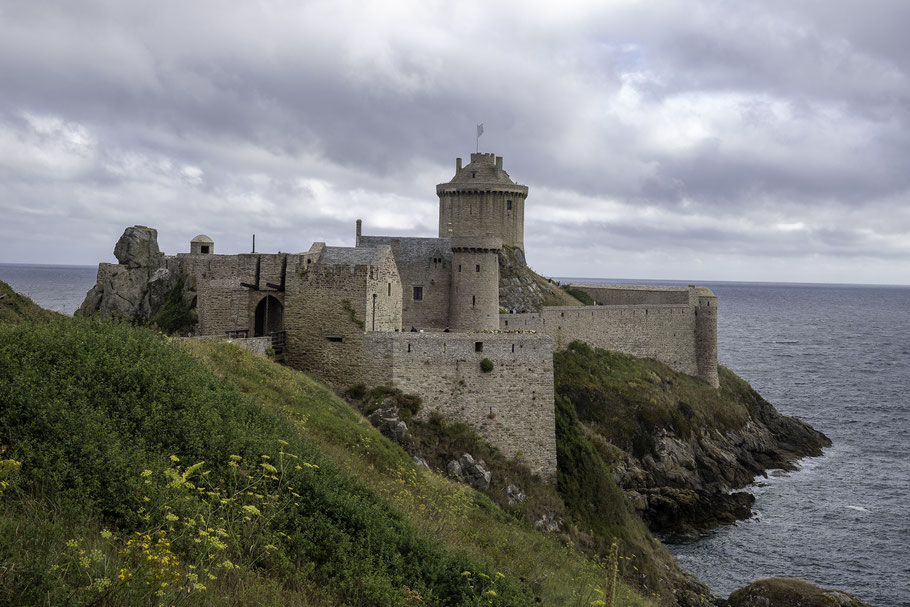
[191,234,213,243]
[437,153,528,194]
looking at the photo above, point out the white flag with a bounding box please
[476,123,484,138]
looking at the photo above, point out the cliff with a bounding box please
[555,341,831,536]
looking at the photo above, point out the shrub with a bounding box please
[480,358,494,373]
[563,287,595,306]
[0,318,529,606]
[152,272,197,335]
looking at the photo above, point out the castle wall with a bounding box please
[695,293,719,387]
[282,251,401,388]
[501,305,702,379]
[363,332,556,480]
[568,284,694,306]
[170,253,289,337]
[398,258,451,330]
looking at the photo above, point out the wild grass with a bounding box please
[0,316,658,606]
[555,341,752,459]
[0,279,61,325]
[190,339,658,606]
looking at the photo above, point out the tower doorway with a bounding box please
[254,295,284,337]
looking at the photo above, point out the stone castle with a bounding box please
[81,152,718,480]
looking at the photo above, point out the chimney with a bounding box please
[456,157,462,172]
[495,155,503,177]
[355,219,362,246]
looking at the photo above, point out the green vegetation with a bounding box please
[0,280,61,325]
[555,341,752,459]
[480,358,494,373]
[0,312,657,606]
[340,298,365,329]
[151,272,197,335]
[562,287,596,306]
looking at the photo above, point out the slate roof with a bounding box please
[358,236,452,264]
[318,245,390,266]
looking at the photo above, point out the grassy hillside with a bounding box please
[0,279,60,325]
[556,341,758,459]
[0,314,658,606]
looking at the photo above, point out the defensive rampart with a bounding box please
[500,284,719,387]
[363,331,556,479]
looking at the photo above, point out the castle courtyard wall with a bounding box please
[363,332,556,480]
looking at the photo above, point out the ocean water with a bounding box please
[0,263,97,315]
[565,278,910,606]
[3,265,908,604]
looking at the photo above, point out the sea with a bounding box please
[2,263,908,606]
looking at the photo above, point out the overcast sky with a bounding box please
[2,0,909,285]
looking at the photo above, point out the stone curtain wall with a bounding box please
[365,250,403,332]
[500,285,720,387]
[568,284,694,306]
[364,332,557,480]
[502,306,700,378]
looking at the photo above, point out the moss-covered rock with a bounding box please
[727,577,871,607]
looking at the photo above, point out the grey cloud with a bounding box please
[1,1,909,283]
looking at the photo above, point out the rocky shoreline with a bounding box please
[614,403,831,536]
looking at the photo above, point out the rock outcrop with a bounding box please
[726,578,871,607]
[498,246,581,312]
[446,453,492,490]
[367,407,410,445]
[611,400,830,536]
[79,226,195,328]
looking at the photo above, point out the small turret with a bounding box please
[190,234,214,255]
[449,235,502,331]
[694,287,719,388]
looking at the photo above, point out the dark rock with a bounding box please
[147,267,177,313]
[367,407,410,444]
[114,225,163,269]
[446,459,463,478]
[446,454,492,490]
[458,453,492,490]
[504,484,525,505]
[727,578,871,607]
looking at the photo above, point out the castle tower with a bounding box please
[449,235,502,331]
[437,153,529,250]
[695,288,719,388]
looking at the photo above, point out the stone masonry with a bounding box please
[81,150,720,481]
